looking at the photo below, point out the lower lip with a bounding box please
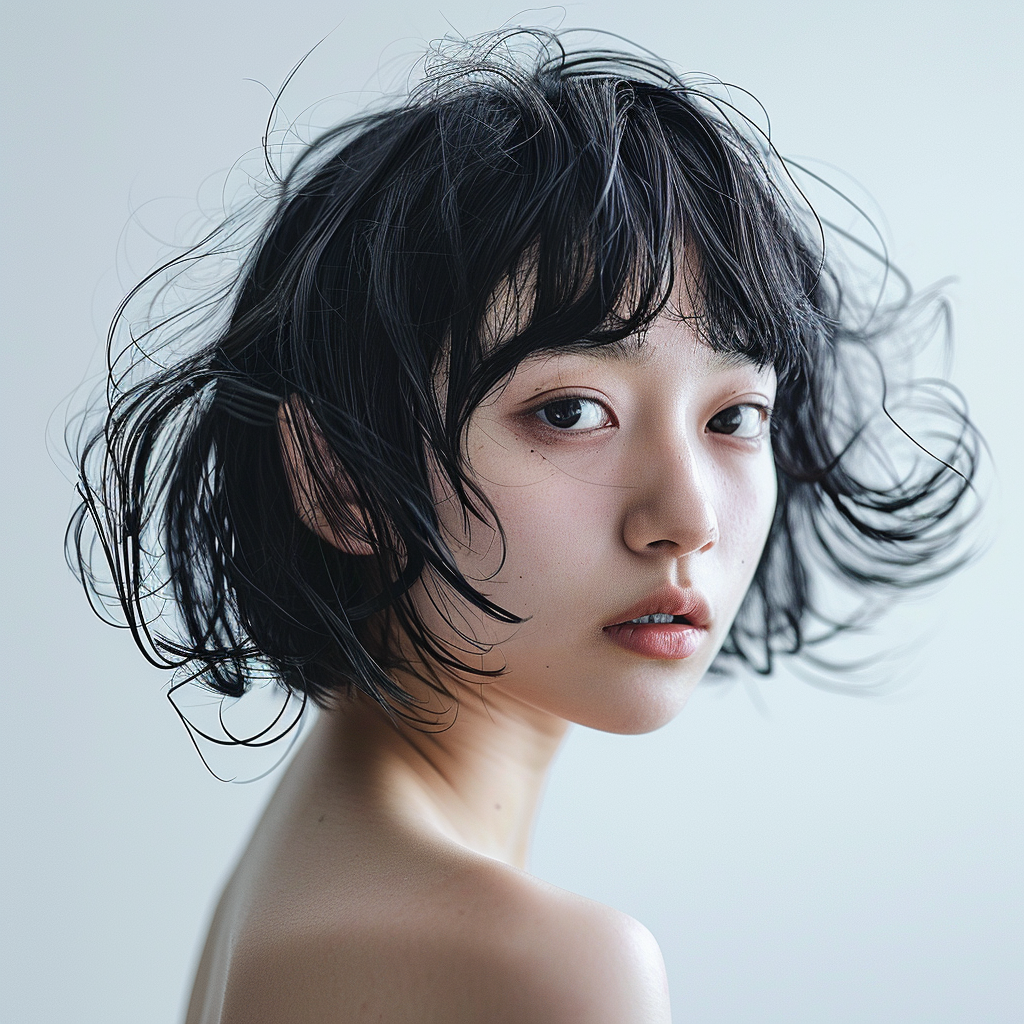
[602,623,707,660]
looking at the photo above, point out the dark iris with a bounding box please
[543,398,583,428]
[708,406,743,434]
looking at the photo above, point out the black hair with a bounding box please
[69,29,980,724]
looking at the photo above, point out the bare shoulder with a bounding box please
[467,862,673,1024]
[216,852,670,1024]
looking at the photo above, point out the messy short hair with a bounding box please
[69,29,979,721]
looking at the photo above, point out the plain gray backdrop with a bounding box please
[2,2,1021,1021]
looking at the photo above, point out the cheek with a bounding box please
[451,436,616,581]
[413,477,592,673]
[474,474,603,595]
[717,452,778,587]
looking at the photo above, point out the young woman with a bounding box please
[70,29,978,1023]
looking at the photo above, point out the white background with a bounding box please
[2,2,1021,1021]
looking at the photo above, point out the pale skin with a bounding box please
[184,311,778,1023]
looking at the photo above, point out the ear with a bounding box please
[277,399,376,556]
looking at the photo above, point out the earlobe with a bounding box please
[277,399,376,556]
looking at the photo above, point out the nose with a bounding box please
[620,438,719,557]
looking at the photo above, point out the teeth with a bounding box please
[629,613,676,624]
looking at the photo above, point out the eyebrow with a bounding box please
[536,338,652,364]
[538,337,764,371]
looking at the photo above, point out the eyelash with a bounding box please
[532,396,611,432]
[531,396,772,439]
[706,403,772,439]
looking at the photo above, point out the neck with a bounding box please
[317,681,569,870]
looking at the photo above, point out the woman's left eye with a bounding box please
[706,404,769,439]
[534,397,609,431]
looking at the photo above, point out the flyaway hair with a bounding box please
[68,29,980,724]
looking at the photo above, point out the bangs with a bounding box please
[424,65,832,428]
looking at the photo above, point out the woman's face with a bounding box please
[411,314,778,734]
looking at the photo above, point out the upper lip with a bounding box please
[603,583,712,630]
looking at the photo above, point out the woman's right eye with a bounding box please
[534,397,609,431]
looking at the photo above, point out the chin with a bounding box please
[574,690,697,735]
[527,664,705,736]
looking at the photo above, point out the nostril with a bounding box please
[645,537,688,553]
